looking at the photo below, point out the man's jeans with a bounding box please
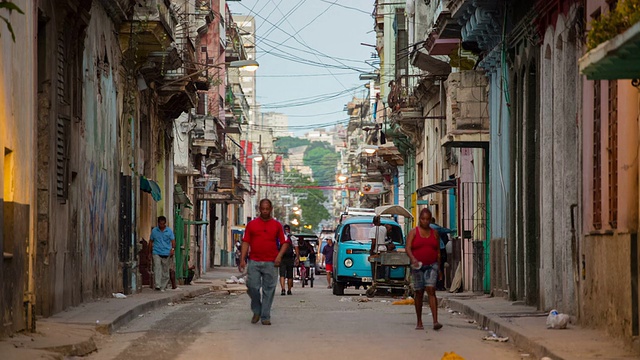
[246,260,278,321]
[153,254,171,290]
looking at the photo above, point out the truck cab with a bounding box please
[331,208,404,295]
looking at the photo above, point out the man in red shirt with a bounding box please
[239,199,290,325]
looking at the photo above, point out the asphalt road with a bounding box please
[85,277,528,360]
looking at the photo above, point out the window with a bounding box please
[56,115,71,201]
[4,148,14,202]
[608,80,618,228]
[593,80,602,229]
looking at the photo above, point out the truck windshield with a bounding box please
[341,223,403,244]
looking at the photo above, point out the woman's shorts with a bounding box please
[411,262,438,290]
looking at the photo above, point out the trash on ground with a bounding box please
[546,309,570,329]
[355,298,370,303]
[138,314,144,317]
[204,301,221,305]
[482,331,509,342]
[380,300,389,303]
[238,278,246,284]
[340,297,352,302]
[392,297,414,305]
[230,292,239,296]
[226,275,239,284]
[468,320,477,324]
[441,351,465,360]
[112,293,127,299]
[300,300,306,303]
[168,302,175,306]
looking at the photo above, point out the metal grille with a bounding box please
[608,80,618,228]
[459,181,487,292]
[593,80,602,229]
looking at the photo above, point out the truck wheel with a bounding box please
[366,286,376,298]
[332,281,345,295]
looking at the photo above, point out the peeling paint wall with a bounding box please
[36,2,123,316]
[79,2,122,299]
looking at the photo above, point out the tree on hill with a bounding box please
[304,142,340,186]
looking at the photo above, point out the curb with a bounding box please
[41,337,98,357]
[96,286,213,335]
[444,298,563,360]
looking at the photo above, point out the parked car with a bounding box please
[331,208,405,296]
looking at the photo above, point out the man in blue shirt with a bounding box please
[150,216,175,291]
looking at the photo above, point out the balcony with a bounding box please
[119,0,177,55]
[226,24,248,62]
[388,75,423,125]
[441,70,489,147]
[424,0,461,56]
[99,0,134,25]
[191,115,220,153]
[448,0,501,52]
[159,32,201,119]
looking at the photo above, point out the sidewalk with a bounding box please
[441,292,640,359]
[0,267,246,359]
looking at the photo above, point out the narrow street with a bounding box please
[85,276,524,360]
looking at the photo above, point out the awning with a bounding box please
[140,176,162,201]
[579,21,640,80]
[174,183,193,207]
[375,205,414,219]
[416,178,458,197]
[411,48,452,76]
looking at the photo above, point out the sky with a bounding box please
[228,0,378,137]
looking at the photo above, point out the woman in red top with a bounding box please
[406,208,442,331]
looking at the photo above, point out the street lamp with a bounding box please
[337,174,348,183]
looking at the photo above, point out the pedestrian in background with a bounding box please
[149,216,175,292]
[430,217,453,291]
[279,224,299,296]
[322,237,334,289]
[369,216,388,281]
[239,199,290,325]
[406,208,442,331]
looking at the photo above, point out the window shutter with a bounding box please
[56,115,70,202]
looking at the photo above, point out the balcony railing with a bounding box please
[120,0,177,54]
[388,75,422,124]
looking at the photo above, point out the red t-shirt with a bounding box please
[411,227,439,265]
[243,217,288,262]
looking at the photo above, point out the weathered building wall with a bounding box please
[36,1,123,316]
[506,19,540,305]
[0,0,37,337]
[580,0,640,345]
[539,6,581,314]
[487,65,511,297]
[78,2,122,301]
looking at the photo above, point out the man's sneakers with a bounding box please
[251,314,260,324]
[261,320,271,325]
[281,289,286,296]
[287,290,292,295]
